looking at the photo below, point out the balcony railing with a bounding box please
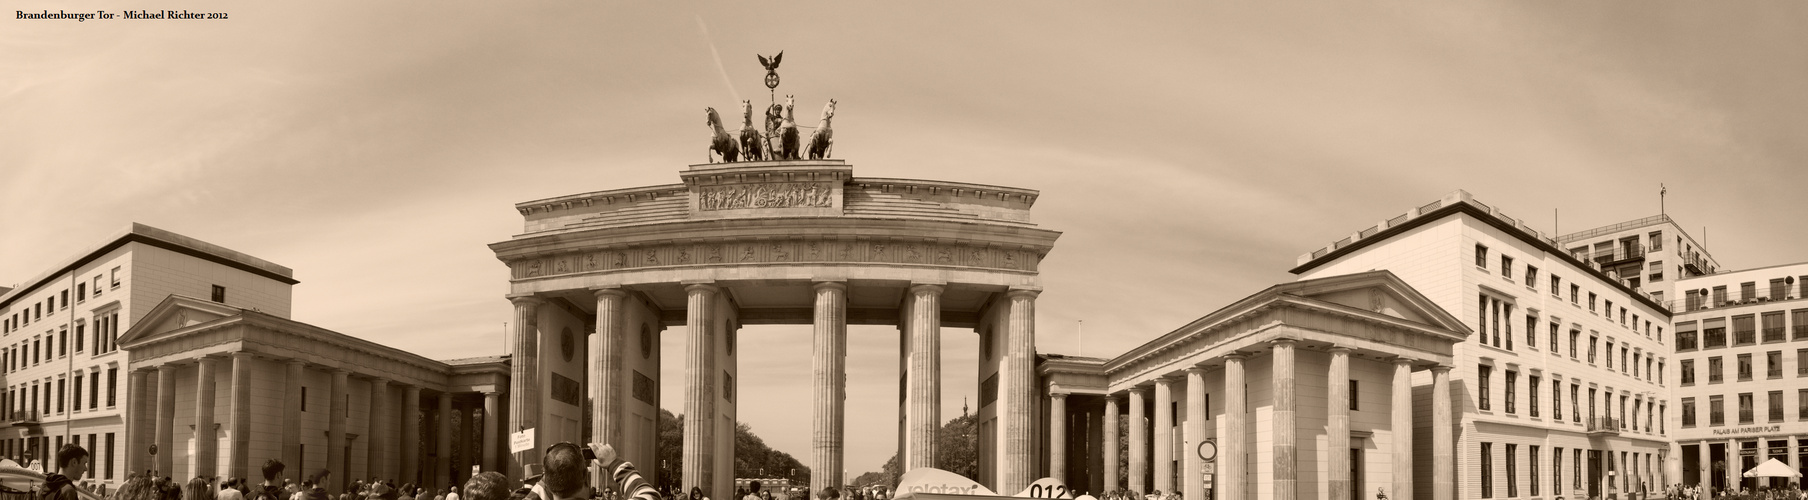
[8,411,39,425]
[1670,288,1804,312]
[1764,327,1787,342]
[1586,417,1621,435]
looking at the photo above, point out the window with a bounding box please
[1589,335,1598,363]
[1349,380,1359,411]
[1799,349,1808,376]
[1477,244,1489,269]
[1529,375,1540,417]
[57,327,66,357]
[104,433,114,480]
[1682,398,1696,427]
[55,379,63,414]
[1705,321,1726,349]
[1529,445,1540,496]
[1479,365,1492,411]
[58,291,67,309]
[1507,444,1518,497]
[1606,340,1614,367]
[1589,292,1597,312]
[1588,388,1597,420]
[71,374,81,412]
[1734,315,1756,345]
[1709,356,1723,383]
[1505,370,1517,414]
[1573,449,1583,490]
[1552,275,1562,297]
[1526,315,1537,348]
[1549,323,1560,354]
[1621,347,1628,373]
[1681,359,1695,385]
[1739,393,1754,424]
[1800,389,1808,420]
[1713,285,1728,306]
[1482,442,1494,498]
[1553,380,1563,421]
[105,368,115,407]
[109,267,120,288]
[74,322,83,353]
[1527,266,1538,288]
[89,371,98,409]
[1502,256,1514,280]
[1768,391,1783,422]
[211,285,225,303]
[1795,309,1808,340]
[1762,311,1784,342]
[1768,351,1782,379]
[1571,284,1580,305]
[1651,261,1665,282]
[1554,447,1564,494]
[1738,353,1753,381]
[92,276,101,296]
[76,283,84,303]
[1569,330,1579,358]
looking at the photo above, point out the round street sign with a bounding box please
[1197,440,1217,461]
[149,444,158,456]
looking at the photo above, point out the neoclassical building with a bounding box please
[116,295,509,492]
[1040,271,1469,500]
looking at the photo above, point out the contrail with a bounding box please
[694,15,742,104]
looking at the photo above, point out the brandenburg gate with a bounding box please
[488,160,1061,496]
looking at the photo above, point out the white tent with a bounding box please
[1741,458,1802,478]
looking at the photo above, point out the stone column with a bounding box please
[1104,396,1120,492]
[1155,378,1175,496]
[1698,442,1710,500]
[1223,354,1247,500]
[593,288,629,452]
[1002,288,1039,493]
[1184,367,1207,500]
[1274,340,1297,500]
[483,391,500,473]
[402,385,421,487]
[1790,436,1801,487]
[328,369,349,494]
[436,393,453,489]
[1327,347,1351,500]
[1727,439,1738,492]
[683,283,718,496]
[284,360,305,479]
[155,364,176,476]
[194,356,220,478]
[1391,358,1412,500]
[1129,387,1148,494]
[229,353,254,480]
[811,281,848,493]
[368,378,391,482]
[906,284,944,472]
[508,295,543,472]
[126,369,150,475]
[1050,393,1068,484]
[1432,366,1453,500]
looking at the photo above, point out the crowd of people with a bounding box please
[1664,483,1808,500]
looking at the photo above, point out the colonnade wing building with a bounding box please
[487,160,1062,497]
[0,224,510,495]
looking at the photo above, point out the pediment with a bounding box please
[116,294,246,348]
[1279,270,1472,336]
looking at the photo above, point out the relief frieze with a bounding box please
[697,182,834,211]
[510,240,1037,279]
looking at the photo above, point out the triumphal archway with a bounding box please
[489,159,1061,496]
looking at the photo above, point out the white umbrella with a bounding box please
[1741,458,1802,478]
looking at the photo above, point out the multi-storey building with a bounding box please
[1668,262,1808,493]
[1552,214,1721,307]
[1291,190,1674,500]
[0,223,297,484]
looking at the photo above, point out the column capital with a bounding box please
[1327,345,1354,354]
[1270,337,1298,347]
[229,351,256,361]
[1222,351,1250,360]
[683,282,720,294]
[157,364,178,374]
[908,283,945,296]
[1393,356,1416,367]
[506,294,546,306]
[286,359,307,368]
[331,368,352,376]
[591,287,631,300]
[1430,364,1453,374]
[1005,288,1042,299]
[1185,366,1207,375]
[368,376,391,386]
[1050,392,1068,400]
[812,281,848,293]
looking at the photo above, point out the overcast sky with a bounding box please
[4,1,1805,478]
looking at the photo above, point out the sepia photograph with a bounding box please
[4,3,1807,500]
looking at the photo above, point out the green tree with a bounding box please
[654,410,812,495]
[860,409,980,487]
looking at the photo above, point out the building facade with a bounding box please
[1291,191,1675,500]
[1669,262,1808,494]
[0,223,297,484]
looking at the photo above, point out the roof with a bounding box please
[1289,190,1671,317]
[0,223,298,309]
